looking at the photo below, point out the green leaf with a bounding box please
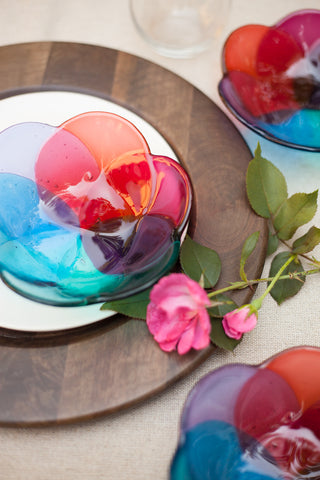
[268,252,305,305]
[292,226,320,254]
[208,294,240,350]
[100,288,152,319]
[240,231,260,281]
[210,319,241,351]
[246,143,288,218]
[267,231,279,256]
[180,235,221,288]
[273,191,318,240]
[207,294,238,317]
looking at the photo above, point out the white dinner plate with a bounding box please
[0,90,177,332]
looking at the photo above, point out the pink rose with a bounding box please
[222,305,257,340]
[146,273,211,355]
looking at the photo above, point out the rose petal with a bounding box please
[177,325,196,355]
[192,312,211,350]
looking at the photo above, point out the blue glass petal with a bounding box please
[258,109,320,149]
[171,420,285,480]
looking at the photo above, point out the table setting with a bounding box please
[1,1,320,479]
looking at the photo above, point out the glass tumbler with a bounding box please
[130,0,231,59]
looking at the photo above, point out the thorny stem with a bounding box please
[207,263,319,299]
[253,254,296,309]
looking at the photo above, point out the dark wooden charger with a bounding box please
[0,42,267,426]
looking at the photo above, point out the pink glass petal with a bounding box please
[276,9,320,51]
[35,127,100,191]
[61,111,150,171]
[147,155,192,228]
[35,128,133,228]
[234,369,300,441]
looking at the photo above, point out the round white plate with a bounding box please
[0,90,177,332]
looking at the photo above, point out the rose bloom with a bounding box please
[222,305,257,340]
[146,273,211,355]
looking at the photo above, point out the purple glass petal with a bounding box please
[84,215,176,275]
[181,364,257,432]
[80,220,129,273]
[0,122,56,180]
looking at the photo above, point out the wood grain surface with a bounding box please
[0,42,267,426]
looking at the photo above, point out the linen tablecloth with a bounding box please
[1,1,320,478]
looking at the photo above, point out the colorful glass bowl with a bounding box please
[218,9,320,151]
[170,346,320,479]
[0,112,192,306]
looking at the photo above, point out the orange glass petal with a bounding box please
[106,152,152,217]
[265,347,320,411]
[223,24,269,77]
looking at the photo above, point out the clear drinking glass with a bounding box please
[130,0,231,59]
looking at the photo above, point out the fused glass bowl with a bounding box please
[218,9,320,151]
[170,346,320,479]
[0,111,192,306]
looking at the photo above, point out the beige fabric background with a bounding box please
[1,1,320,479]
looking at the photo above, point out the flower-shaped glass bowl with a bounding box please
[170,346,320,479]
[0,111,192,306]
[218,9,320,151]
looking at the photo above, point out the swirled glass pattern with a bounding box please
[171,347,320,479]
[0,112,191,306]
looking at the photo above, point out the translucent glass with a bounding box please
[218,9,320,151]
[171,346,320,479]
[0,112,192,306]
[130,0,231,59]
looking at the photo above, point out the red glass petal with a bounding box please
[228,70,299,117]
[256,27,304,77]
